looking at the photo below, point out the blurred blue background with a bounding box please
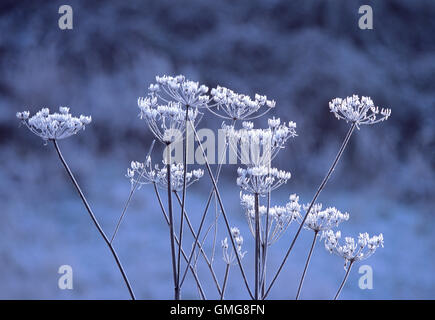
[0,0,434,299]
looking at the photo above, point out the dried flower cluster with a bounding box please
[237,166,291,195]
[240,193,301,245]
[127,157,204,192]
[222,227,246,265]
[17,107,91,141]
[329,95,391,128]
[224,119,297,167]
[209,86,275,120]
[302,203,349,232]
[322,230,384,269]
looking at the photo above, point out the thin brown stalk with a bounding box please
[295,231,318,300]
[188,119,254,299]
[52,139,136,300]
[334,261,354,300]
[264,122,356,299]
[153,183,206,300]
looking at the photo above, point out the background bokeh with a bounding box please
[0,0,434,299]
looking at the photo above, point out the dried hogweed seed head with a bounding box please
[126,155,204,192]
[240,192,301,245]
[322,230,384,269]
[221,227,246,265]
[209,86,275,120]
[151,74,210,109]
[302,203,349,232]
[237,166,291,195]
[17,107,91,141]
[329,95,391,128]
[225,118,297,167]
[137,97,196,144]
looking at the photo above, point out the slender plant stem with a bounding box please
[264,122,356,299]
[176,106,189,295]
[165,145,179,300]
[153,183,206,300]
[173,192,223,296]
[179,120,233,287]
[254,193,260,300]
[334,261,354,300]
[52,139,136,300]
[260,190,271,298]
[295,231,318,300]
[110,140,155,243]
[110,185,136,244]
[220,264,230,300]
[189,119,254,299]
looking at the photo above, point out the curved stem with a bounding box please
[295,231,318,300]
[52,140,136,300]
[334,261,354,300]
[264,123,356,299]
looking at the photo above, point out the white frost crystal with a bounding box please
[17,107,91,141]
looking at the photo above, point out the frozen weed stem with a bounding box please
[17,107,136,300]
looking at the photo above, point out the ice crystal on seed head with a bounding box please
[127,156,203,192]
[240,192,301,245]
[236,166,291,195]
[137,98,198,144]
[209,85,275,120]
[222,226,246,265]
[149,75,210,109]
[224,118,297,167]
[329,95,391,128]
[17,107,91,141]
[322,230,384,269]
[302,203,349,232]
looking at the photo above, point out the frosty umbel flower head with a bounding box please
[149,75,210,109]
[240,193,301,245]
[329,95,391,128]
[302,203,349,232]
[322,230,384,269]
[138,97,198,144]
[208,86,275,120]
[225,118,297,167]
[17,107,91,141]
[127,156,204,192]
[237,166,291,195]
[221,227,246,265]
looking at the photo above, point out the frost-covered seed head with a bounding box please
[209,86,275,120]
[224,118,297,167]
[127,156,204,192]
[329,95,391,128]
[17,107,91,141]
[240,192,301,245]
[222,227,246,265]
[302,203,349,232]
[150,74,210,109]
[237,166,291,195]
[322,230,384,269]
